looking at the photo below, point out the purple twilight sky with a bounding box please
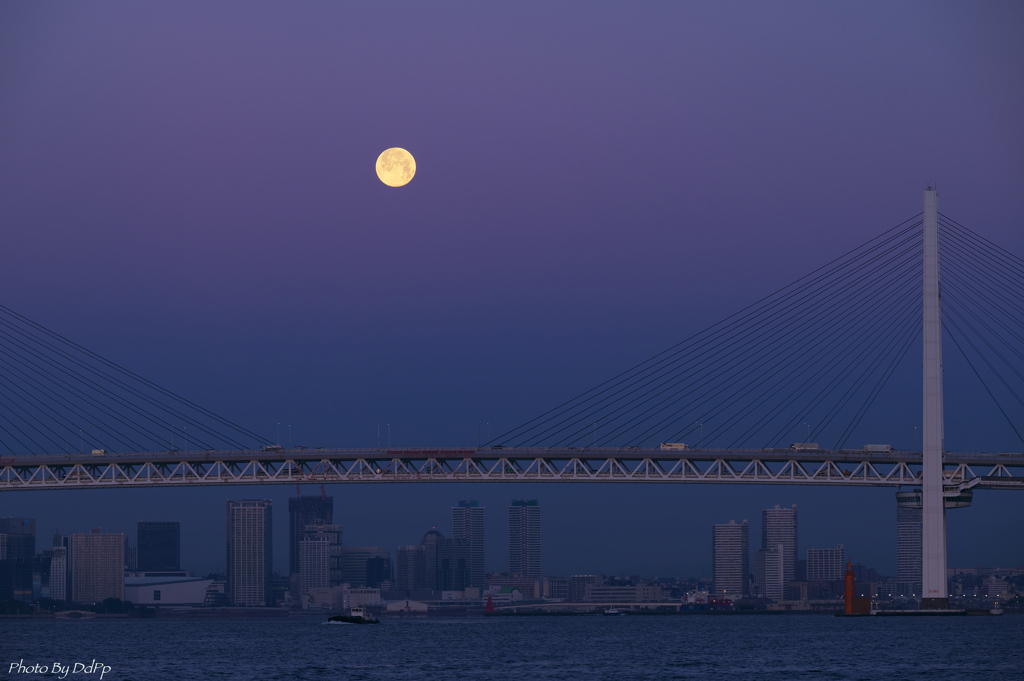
[1,1,1022,577]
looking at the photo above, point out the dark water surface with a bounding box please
[2,614,1021,680]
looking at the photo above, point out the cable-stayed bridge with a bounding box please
[1,445,1021,492]
[0,189,1022,604]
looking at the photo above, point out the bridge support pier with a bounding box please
[921,186,948,608]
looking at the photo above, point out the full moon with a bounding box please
[375,148,416,187]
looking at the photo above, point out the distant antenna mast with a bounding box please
[296,484,301,498]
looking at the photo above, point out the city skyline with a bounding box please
[1,4,1022,679]
[1,2,1022,580]
[2,482,1018,580]
[0,1,1022,589]
[1,484,1016,610]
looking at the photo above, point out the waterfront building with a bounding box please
[338,547,391,587]
[420,530,444,590]
[986,577,1008,599]
[437,538,471,591]
[584,584,663,603]
[226,500,273,606]
[762,505,797,588]
[712,519,749,598]
[896,496,922,591]
[0,517,36,560]
[124,538,137,572]
[508,499,542,578]
[542,577,569,600]
[49,547,67,601]
[298,534,329,596]
[806,545,846,582]
[72,528,124,604]
[0,558,33,601]
[396,545,427,591]
[30,551,54,601]
[288,495,334,576]
[345,586,383,609]
[452,500,487,588]
[302,523,343,586]
[0,535,4,559]
[489,573,539,598]
[754,545,783,600]
[53,534,72,601]
[137,521,180,571]
[124,576,214,605]
[570,575,599,602]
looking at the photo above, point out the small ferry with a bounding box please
[326,607,380,625]
[603,608,626,616]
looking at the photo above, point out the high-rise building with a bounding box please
[31,552,54,602]
[0,517,36,560]
[712,519,749,598]
[298,535,329,596]
[338,547,391,588]
[762,505,797,588]
[754,545,783,600]
[137,521,180,572]
[124,537,137,572]
[53,534,72,602]
[0,558,32,602]
[452,500,486,588]
[508,499,542,578]
[896,491,922,592]
[50,547,67,601]
[395,545,427,591]
[303,523,343,586]
[288,495,334,576]
[806,545,846,582]
[226,500,273,606]
[0,535,5,560]
[437,538,471,591]
[72,528,124,604]
[420,530,444,590]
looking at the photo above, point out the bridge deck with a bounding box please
[1,447,1021,491]
[4,446,1023,466]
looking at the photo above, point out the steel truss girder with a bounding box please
[1,455,1022,492]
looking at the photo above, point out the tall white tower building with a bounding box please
[762,505,798,588]
[508,499,542,578]
[226,499,273,606]
[713,519,749,598]
[754,544,783,600]
[452,500,486,588]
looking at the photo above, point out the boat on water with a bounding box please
[326,607,380,625]
[603,608,626,616]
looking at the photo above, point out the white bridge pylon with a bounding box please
[921,186,947,605]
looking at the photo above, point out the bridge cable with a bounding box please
[515,224,925,447]
[485,214,923,446]
[624,255,923,448]
[0,305,273,446]
[585,238,924,447]
[0,322,245,450]
[943,320,1024,446]
[584,234,925,447]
